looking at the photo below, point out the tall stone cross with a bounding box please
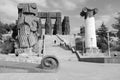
[80,7,98,54]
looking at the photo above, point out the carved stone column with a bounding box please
[53,17,61,35]
[62,16,70,35]
[80,7,98,54]
[45,13,52,35]
[53,13,62,35]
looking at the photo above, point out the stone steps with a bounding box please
[44,35,77,62]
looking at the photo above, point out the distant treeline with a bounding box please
[0,21,15,39]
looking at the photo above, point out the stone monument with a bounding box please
[80,7,98,55]
[16,3,42,54]
[45,13,52,35]
[62,16,70,35]
[53,16,62,35]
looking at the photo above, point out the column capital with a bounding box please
[80,7,98,19]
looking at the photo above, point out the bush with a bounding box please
[0,38,15,54]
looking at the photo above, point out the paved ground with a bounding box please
[0,61,120,80]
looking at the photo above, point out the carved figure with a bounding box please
[45,13,52,35]
[17,3,41,53]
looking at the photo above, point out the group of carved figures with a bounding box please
[13,3,70,54]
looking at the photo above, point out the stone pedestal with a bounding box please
[86,48,98,53]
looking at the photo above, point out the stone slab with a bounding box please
[37,12,61,18]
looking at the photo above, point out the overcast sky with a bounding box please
[0,0,120,33]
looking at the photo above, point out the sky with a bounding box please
[0,0,120,34]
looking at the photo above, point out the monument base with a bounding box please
[79,56,120,63]
[84,47,104,57]
[15,48,39,57]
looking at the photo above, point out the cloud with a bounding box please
[0,0,87,28]
[96,15,112,28]
[73,15,81,19]
[15,0,48,8]
[106,4,114,12]
[0,0,17,23]
[48,0,60,9]
[62,0,77,10]
[48,0,77,10]
[112,12,120,18]
[48,0,87,11]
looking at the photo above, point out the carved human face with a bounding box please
[80,7,98,19]
[18,3,38,16]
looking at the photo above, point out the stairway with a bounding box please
[43,35,78,62]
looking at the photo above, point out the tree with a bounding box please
[111,12,120,51]
[97,23,108,38]
[0,21,15,35]
[0,21,16,54]
[96,23,108,52]
[80,25,85,36]
[112,12,120,39]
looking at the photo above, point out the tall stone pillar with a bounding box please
[53,13,62,35]
[53,19,57,35]
[53,17,62,35]
[80,7,98,54]
[62,16,70,35]
[45,13,52,35]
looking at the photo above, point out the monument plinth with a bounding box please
[80,7,99,56]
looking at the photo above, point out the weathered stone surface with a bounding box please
[17,16,39,48]
[62,16,70,35]
[80,7,98,19]
[18,24,30,48]
[53,17,62,35]
[18,3,38,16]
[16,3,41,54]
[38,12,61,19]
[37,12,62,35]
[45,13,52,35]
[37,18,42,38]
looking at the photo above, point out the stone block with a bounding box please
[18,3,38,16]
[37,12,61,18]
